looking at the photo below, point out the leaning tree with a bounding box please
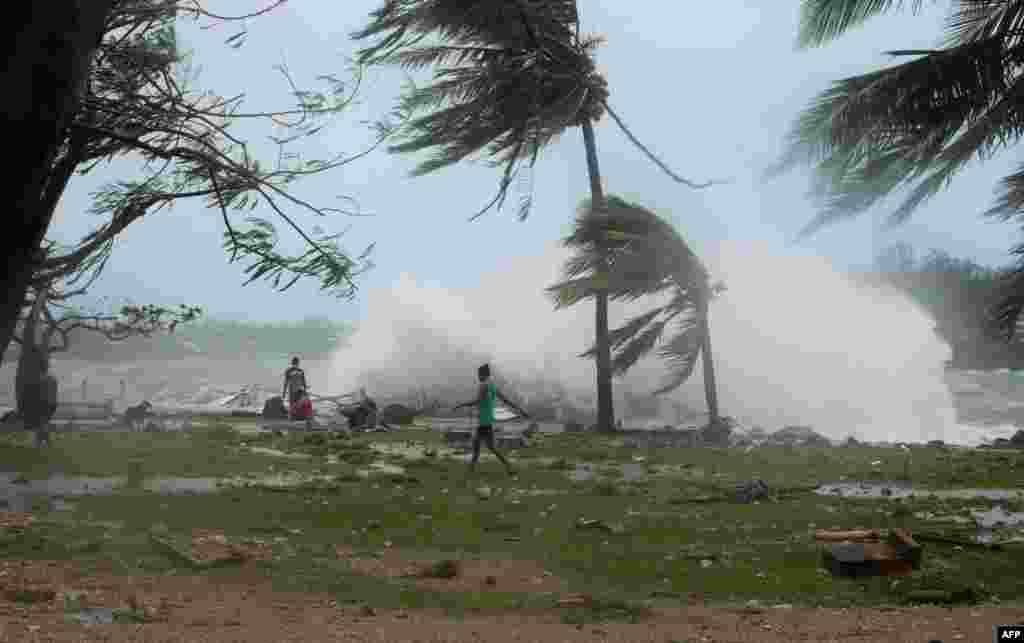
[770,0,1024,342]
[2,0,407,367]
[548,195,725,426]
[351,0,725,432]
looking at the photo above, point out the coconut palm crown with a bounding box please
[548,195,721,394]
[772,0,1024,335]
[352,0,608,220]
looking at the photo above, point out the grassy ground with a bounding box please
[0,422,1021,623]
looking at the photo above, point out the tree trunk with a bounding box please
[580,119,615,433]
[0,1,116,368]
[15,291,49,416]
[699,298,720,426]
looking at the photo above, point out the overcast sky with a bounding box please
[48,1,1024,323]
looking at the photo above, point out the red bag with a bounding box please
[290,397,313,420]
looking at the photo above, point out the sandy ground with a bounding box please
[0,559,1018,642]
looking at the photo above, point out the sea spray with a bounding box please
[328,239,981,442]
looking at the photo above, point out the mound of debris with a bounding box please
[734,479,770,503]
[764,425,832,447]
[986,429,1024,449]
[378,403,417,426]
[262,396,289,420]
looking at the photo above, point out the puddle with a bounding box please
[67,607,115,625]
[356,463,406,477]
[0,473,124,512]
[142,477,220,495]
[569,462,654,483]
[368,442,460,460]
[248,447,311,459]
[571,464,595,482]
[0,470,352,510]
[972,504,1024,529]
[814,481,1024,500]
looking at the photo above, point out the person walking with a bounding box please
[453,364,528,477]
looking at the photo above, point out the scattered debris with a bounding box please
[418,559,460,579]
[818,528,921,578]
[378,404,418,426]
[574,518,626,534]
[0,512,35,531]
[150,528,272,568]
[814,529,881,543]
[734,479,770,503]
[766,425,832,447]
[556,593,593,607]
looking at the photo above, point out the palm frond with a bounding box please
[944,1,1024,47]
[774,36,1024,234]
[352,0,608,220]
[797,0,934,49]
[990,245,1024,338]
[551,193,714,389]
[652,318,704,395]
[546,276,598,309]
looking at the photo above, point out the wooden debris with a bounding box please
[814,528,881,543]
[556,593,593,608]
[0,513,35,531]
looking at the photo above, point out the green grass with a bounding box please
[0,423,1022,614]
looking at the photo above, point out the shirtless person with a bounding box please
[454,364,528,477]
[282,357,308,420]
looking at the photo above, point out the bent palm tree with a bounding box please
[547,195,723,424]
[352,1,722,433]
[771,0,1024,338]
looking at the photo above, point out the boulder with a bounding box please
[262,396,288,420]
[564,421,585,433]
[378,404,417,426]
[735,479,770,503]
[1012,430,1024,447]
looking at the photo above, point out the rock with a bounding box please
[843,436,862,447]
[564,422,584,433]
[700,417,734,446]
[524,422,539,436]
[1012,430,1024,447]
[378,404,417,425]
[927,440,946,448]
[735,479,770,503]
[262,397,288,420]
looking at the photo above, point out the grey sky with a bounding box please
[49,1,1023,323]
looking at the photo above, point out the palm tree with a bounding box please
[771,0,1024,340]
[352,0,721,432]
[547,195,723,426]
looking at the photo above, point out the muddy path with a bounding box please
[0,559,1020,642]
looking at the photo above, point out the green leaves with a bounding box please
[352,0,607,220]
[778,0,1024,336]
[221,218,372,300]
[797,0,934,49]
[549,195,714,394]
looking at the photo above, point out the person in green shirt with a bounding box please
[454,364,528,476]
